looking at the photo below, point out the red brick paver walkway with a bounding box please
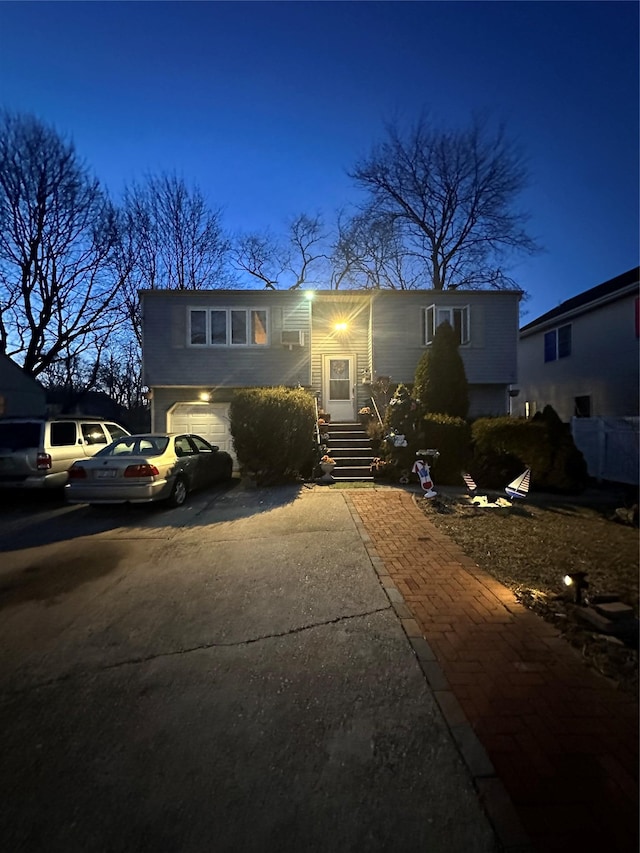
[347,489,638,853]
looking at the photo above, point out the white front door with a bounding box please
[323,355,355,422]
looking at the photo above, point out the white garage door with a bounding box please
[168,403,235,462]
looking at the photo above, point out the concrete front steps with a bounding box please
[323,421,375,482]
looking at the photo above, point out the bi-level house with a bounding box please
[142,288,521,460]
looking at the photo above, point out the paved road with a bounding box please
[0,485,499,853]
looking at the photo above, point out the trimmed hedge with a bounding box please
[229,387,317,485]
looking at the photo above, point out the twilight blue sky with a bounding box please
[0,1,638,323]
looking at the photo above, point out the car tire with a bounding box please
[223,459,233,481]
[167,476,188,507]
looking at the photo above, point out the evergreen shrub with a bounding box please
[229,386,316,485]
[413,321,469,419]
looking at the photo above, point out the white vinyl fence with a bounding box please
[571,417,639,485]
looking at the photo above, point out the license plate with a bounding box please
[96,469,117,479]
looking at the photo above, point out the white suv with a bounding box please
[0,417,130,489]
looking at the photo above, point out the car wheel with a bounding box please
[223,459,233,481]
[167,476,188,507]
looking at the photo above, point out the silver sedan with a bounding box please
[65,433,233,506]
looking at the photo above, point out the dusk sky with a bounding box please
[0,1,638,323]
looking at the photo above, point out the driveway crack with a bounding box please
[0,605,391,697]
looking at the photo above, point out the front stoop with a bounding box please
[323,421,375,482]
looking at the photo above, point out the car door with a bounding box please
[173,434,201,488]
[80,423,110,458]
[187,435,218,488]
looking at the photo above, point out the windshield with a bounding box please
[97,436,169,458]
[0,422,42,451]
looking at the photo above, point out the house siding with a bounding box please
[370,290,519,384]
[368,290,519,418]
[142,290,312,389]
[309,294,371,412]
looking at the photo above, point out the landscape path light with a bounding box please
[563,571,589,605]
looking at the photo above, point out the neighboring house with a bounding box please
[0,354,46,417]
[514,267,639,421]
[514,267,639,485]
[142,288,521,460]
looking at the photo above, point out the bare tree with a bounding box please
[330,208,422,290]
[349,115,540,290]
[97,342,146,411]
[232,231,283,289]
[0,111,130,378]
[121,173,234,343]
[233,213,326,289]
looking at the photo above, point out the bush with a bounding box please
[471,407,588,492]
[421,414,472,484]
[532,405,589,492]
[229,387,317,485]
[413,321,469,419]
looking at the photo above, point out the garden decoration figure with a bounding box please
[461,470,528,508]
[389,432,407,447]
[413,456,437,498]
[462,472,478,495]
[505,469,531,500]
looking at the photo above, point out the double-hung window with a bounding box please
[544,324,571,362]
[425,305,470,345]
[189,308,269,346]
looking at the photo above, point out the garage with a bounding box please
[168,402,236,463]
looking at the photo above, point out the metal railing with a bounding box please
[314,396,321,446]
[369,395,383,425]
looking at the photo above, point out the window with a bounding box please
[81,424,108,445]
[190,310,207,345]
[191,435,214,453]
[425,305,470,345]
[105,423,129,441]
[574,396,591,418]
[211,310,226,345]
[50,422,77,446]
[544,324,571,362]
[189,308,269,346]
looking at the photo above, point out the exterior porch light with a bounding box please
[563,571,589,605]
[199,391,211,402]
[334,322,348,332]
[304,290,315,300]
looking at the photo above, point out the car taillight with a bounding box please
[68,465,87,479]
[124,464,159,478]
[37,452,52,470]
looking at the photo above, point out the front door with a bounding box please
[323,355,355,422]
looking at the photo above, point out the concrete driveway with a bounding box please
[0,484,499,852]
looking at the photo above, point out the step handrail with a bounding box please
[314,396,321,446]
[370,395,383,425]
